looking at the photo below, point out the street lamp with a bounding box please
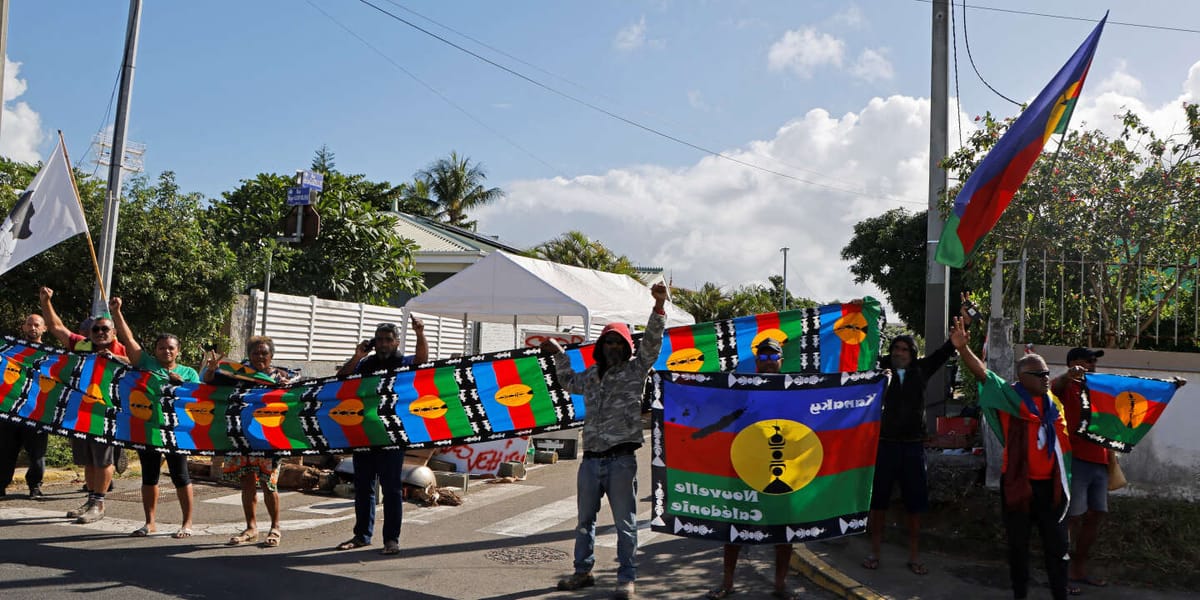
[780,247,790,311]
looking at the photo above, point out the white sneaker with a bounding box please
[66,499,93,519]
[75,502,105,524]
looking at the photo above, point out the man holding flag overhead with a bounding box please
[936,15,1107,268]
[0,136,90,277]
[952,317,1073,600]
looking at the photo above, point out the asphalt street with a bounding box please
[0,445,836,600]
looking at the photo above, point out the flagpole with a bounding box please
[58,130,107,305]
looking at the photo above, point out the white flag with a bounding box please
[0,139,89,275]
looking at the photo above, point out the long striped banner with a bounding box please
[0,300,885,456]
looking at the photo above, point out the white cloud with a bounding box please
[0,57,44,163]
[477,94,967,313]
[832,5,865,28]
[850,48,894,82]
[1071,59,1199,147]
[767,28,845,78]
[614,16,647,52]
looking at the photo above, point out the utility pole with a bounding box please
[923,0,950,430]
[780,247,790,311]
[92,0,142,315]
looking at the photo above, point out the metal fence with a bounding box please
[998,249,1200,351]
[243,290,471,362]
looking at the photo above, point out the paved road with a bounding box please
[0,446,836,600]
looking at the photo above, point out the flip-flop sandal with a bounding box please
[228,529,258,545]
[173,527,193,539]
[705,587,735,599]
[129,526,152,537]
[1068,583,1083,596]
[861,555,880,570]
[906,561,929,575]
[264,528,281,548]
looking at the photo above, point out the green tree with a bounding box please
[0,163,240,362]
[529,230,638,276]
[206,168,425,305]
[311,144,336,174]
[416,151,504,229]
[938,104,1200,348]
[672,282,729,323]
[390,177,438,217]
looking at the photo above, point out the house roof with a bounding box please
[387,211,525,255]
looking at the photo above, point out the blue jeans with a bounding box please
[573,454,638,583]
[353,448,405,544]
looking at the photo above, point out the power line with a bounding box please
[912,0,1200,34]
[353,0,922,204]
[306,0,567,178]
[961,1,1020,106]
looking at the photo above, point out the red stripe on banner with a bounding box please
[493,359,535,429]
[128,372,152,446]
[663,420,880,479]
[337,378,370,448]
[0,347,38,398]
[667,326,696,356]
[413,368,450,441]
[756,312,781,334]
[839,304,862,372]
[257,388,292,450]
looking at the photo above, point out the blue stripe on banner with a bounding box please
[817,305,842,373]
[313,382,350,449]
[1087,373,1176,403]
[565,347,589,419]
[731,314,761,367]
[661,379,882,433]
[471,362,515,432]
[388,370,431,444]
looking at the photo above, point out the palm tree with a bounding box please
[416,151,504,229]
[530,230,638,276]
[390,178,438,217]
[672,282,730,323]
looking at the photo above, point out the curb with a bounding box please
[792,546,885,600]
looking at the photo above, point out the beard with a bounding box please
[603,346,625,365]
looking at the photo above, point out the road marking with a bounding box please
[202,491,297,505]
[0,507,350,538]
[478,497,577,537]
[406,483,542,525]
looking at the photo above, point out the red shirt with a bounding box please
[68,332,130,363]
[1054,375,1108,465]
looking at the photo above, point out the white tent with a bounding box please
[403,251,694,340]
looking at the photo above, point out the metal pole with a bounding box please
[990,249,1004,317]
[91,0,143,315]
[923,0,950,429]
[1018,248,1027,341]
[261,243,272,336]
[780,247,790,311]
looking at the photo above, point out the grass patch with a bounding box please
[913,482,1200,591]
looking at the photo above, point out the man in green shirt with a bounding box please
[110,297,200,538]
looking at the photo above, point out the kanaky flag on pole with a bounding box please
[1081,372,1180,453]
[935,15,1107,268]
[0,138,89,275]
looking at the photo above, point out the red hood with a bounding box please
[593,322,634,364]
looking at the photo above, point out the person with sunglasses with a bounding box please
[707,337,798,599]
[542,282,669,600]
[334,316,427,556]
[1051,347,1108,590]
[38,286,130,524]
[951,316,1073,600]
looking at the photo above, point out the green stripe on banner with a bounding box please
[280,386,311,450]
[434,366,474,437]
[358,375,393,445]
[1088,411,1153,446]
[515,356,557,425]
[857,299,883,371]
[665,466,874,526]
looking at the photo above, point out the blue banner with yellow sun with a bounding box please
[649,370,887,544]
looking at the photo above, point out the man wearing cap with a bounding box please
[39,286,129,524]
[1052,347,1108,588]
[543,282,669,600]
[707,336,798,600]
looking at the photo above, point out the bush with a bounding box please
[45,435,74,468]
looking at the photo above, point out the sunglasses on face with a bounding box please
[92,326,112,333]
[1021,370,1051,378]
[757,353,781,362]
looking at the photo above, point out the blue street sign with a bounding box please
[299,170,324,191]
[287,186,314,206]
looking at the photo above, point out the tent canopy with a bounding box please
[403,251,694,336]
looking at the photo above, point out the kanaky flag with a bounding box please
[935,15,1106,268]
[0,138,89,275]
[472,356,557,432]
[650,370,886,544]
[1082,373,1179,453]
[818,301,882,373]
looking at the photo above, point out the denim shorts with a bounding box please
[1069,457,1108,516]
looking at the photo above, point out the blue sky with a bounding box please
[3,1,1199,314]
